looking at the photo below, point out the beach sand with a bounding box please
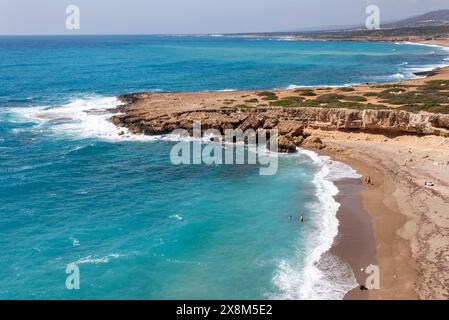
[331,178,377,300]
[314,131,449,299]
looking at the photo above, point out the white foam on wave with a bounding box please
[169,214,183,221]
[395,41,449,52]
[276,37,296,42]
[217,89,237,92]
[271,149,359,300]
[70,253,123,265]
[390,73,405,79]
[69,237,80,247]
[9,96,158,142]
[285,83,361,90]
[394,41,449,79]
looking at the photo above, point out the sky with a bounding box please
[0,0,448,35]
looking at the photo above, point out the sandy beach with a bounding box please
[314,131,449,299]
[111,40,449,299]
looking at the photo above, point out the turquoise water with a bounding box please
[0,36,448,299]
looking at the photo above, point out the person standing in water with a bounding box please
[300,215,304,223]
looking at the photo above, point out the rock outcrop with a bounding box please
[112,94,449,153]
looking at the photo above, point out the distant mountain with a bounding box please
[382,9,449,29]
[230,9,449,39]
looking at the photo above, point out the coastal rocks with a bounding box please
[301,136,326,150]
[271,135,298,153]
[277,120,304,137]
[112,93,449,154]
[238,114,265,131]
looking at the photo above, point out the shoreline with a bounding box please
[319,148,418,300]
[331,177,377,300]
[311,130,449,299]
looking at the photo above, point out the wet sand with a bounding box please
[330,178,377,300]
[314,132,449,299]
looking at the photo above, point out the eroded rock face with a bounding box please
[302,136,325,150]
[112,94,449,153]
[274,136,298,153]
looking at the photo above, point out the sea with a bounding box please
[0,35,448,299]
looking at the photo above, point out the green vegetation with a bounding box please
[378,87,449,106]
[342,95,368,102]
[370,84,414,89]
[244,98,259,103]
[257,91,278,100]
[241,79,449,114]
[294,88,317,96]
[420,80,449,91]
[299,99,320,108]
[399,104,449,114]
[315,93,344,103]
[269,96,304,107]
[324,101,388,110]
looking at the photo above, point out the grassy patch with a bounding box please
[364,92,378,97]
[420,80,449,91]
[370,84,414,89]
[315,93,345,103]
[378,89,449,105]
[341,95,367,102]
[339,87,355,92]
[269,96,304,107]
[294,88,317,96]
[325,101,388,110]
[399,104,449,114]
[299,100,321,108]
[257,91,278,100]
[244,98,259,103]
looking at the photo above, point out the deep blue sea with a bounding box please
[0,35,448,299]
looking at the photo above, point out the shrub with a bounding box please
[244,98,259,103]
[341,95,368,102]
[421,80,449,91]
[269,96,304,107]
[315,93,345,103]
[294,88,317,96]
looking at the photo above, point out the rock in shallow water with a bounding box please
[301,136,325,150]
[271,135,298,153]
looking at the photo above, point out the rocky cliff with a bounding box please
[112,94,449,152]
